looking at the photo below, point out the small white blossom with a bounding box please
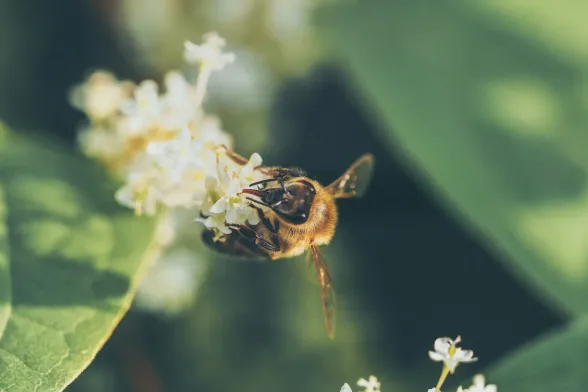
[198,210,232,236]
[70,71,132,120]
[115,165,161,216]
[163,71,195,106]
[357,376,381,392]
[146,126,204,181]
[341,384,353,392]
[464,375,496,392]
[159,71,202,131]
[78,126,124,161]
[197,151,265,235]
[121,80,161,134]
[197,116,233,149]
[184,32,236,70]
[429,336,477,373]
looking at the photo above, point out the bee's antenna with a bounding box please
[249,178,277,187]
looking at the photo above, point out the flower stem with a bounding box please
[435,365,450,392]
[194,64,212,109]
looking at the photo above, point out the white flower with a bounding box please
[146,126,204,181]
[115,173,159,216]
[429,336,477,373]
[357,376,381,392]
[120,80,161,134]
[159,71,202,131]
[73,35,247,233]
[428,389,441,392]
[163,71,194,106]
[204,174,250,224]
[238,152,263,184]
[115,153,190,214]
[78,126,123,160]
[196,151,266,235]
[465,375,496,392]
[184,32,236,70]
[195,176,231,235]
[341,383,353,392]
[198,212,232,236]
[197,116,233,149]
[70,71,132,120]
[208,153,262,217]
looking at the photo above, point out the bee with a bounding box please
[201,146,375,339]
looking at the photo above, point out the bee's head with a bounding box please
[243,180,316,224]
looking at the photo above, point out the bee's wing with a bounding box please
[308,244,336,339]
[325,153,375,199]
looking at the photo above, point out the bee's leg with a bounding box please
[252,207,281,253]
[251,206,279,234]
[245,196,272,209]
[243,204,281,252]
[227,224,280,252]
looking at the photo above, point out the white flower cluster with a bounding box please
[340,336,497,392]
[71,32,267,236]
[197,150,265,236]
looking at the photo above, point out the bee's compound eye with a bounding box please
[286,181,315,196]
[275,181,316,224]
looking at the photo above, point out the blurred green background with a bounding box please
[2,0,587,391]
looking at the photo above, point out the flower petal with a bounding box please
[225,207,238,224]
[455,349,478,363]
[210,197,228,213]
[218,225,231,234]
[340,384,352,392]
[433,337,451,354]
[205,176,218,190]
[248,152,262,168]
[428,351,445,362]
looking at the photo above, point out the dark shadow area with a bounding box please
[266,65,563,368]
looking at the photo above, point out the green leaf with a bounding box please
[0,126,156,391]
[316,1,588,315]
[487,316,588,391]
